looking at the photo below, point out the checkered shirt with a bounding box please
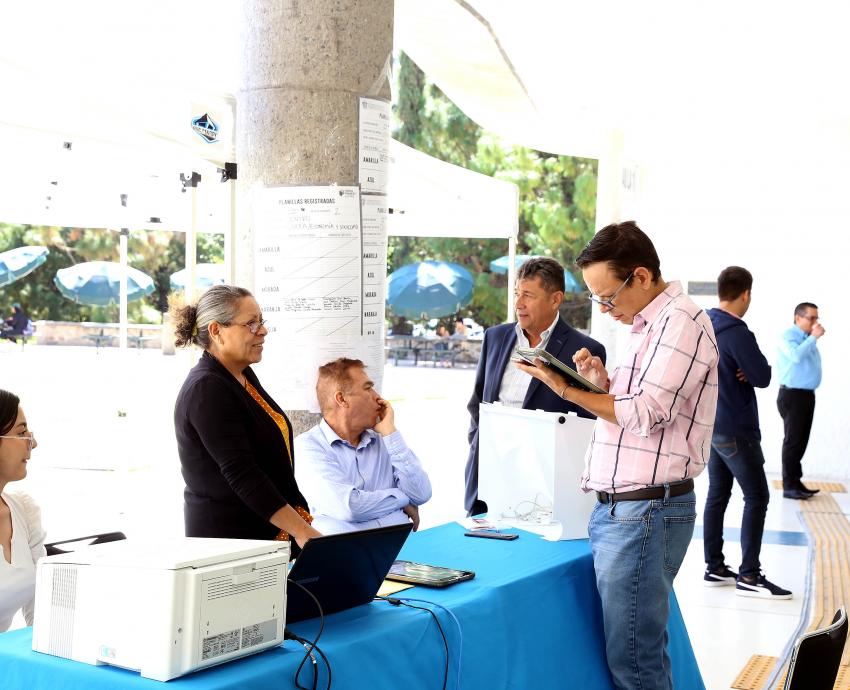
[582,281,719,493]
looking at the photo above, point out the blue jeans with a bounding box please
[589,489,697,690]
[703,434,769,577]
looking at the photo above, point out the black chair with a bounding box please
[45,531,127,556]
[784,607,847,690]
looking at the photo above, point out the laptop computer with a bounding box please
[286,522,413,623]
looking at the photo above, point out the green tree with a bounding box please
[1,223,224,324]
[391,53,598,329]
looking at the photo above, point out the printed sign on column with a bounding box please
[361,195,387,340]
[253,184,364,410]
[358,97,391,194]
[254,184,362,337]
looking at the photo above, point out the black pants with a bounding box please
[776,387,816,488]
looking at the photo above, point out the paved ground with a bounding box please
[1,343,477,542]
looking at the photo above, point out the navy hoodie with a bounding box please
[707,308,771,440]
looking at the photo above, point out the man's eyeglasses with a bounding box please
[799,314,819,322]
[0,431,36,449]
[588,271,634,309]
[226,319,268,335]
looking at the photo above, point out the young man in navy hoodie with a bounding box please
[703,267,792,599]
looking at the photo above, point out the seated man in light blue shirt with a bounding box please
[294,357,432,534]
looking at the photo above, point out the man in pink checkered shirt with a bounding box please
[518,221,718,690]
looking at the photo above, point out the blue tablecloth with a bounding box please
[0,523,704,689]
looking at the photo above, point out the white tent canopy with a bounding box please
[0,2,518,242]
[0,126,227,233]
[387,139,518,240]
[2,1,848,477]
[395,0,850,159]
[0,3,237,164]
[0,127,518,241]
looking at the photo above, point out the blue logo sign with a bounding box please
[191,113,219,144]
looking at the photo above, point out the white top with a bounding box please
[497,313,561,407]
[0,491,46,631]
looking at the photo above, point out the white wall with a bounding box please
[609,122,850,480]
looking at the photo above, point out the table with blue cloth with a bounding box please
[0,523,704,690]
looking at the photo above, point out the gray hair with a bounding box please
[172,285,252,349]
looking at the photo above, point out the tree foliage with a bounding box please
[391,52,598,329]
[0,223,223,323]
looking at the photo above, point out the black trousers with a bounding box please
[776,387,816,488]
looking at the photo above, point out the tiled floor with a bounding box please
[680,476,813,689]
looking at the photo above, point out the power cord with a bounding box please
[500,493,553,524]
[290,634,317,690]
[286,579,331,690]
[376,595,464,689]
[286,630,332,690]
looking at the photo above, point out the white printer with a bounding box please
[32,537,290,681]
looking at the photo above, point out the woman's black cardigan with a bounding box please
[174,351,308,539]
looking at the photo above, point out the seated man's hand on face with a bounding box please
[374,397,397,436]
[402,503,420,531]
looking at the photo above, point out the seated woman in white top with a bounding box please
[0,388,44,632]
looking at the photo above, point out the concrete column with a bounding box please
[237,0,394,434]
[590,128,626,363]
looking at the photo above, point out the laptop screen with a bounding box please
[286,522,413,623]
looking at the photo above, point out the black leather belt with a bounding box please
[596,479,694,503]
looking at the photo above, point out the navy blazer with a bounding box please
[464,317,606,512]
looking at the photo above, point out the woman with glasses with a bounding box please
[0,388,44,632]
[173,285,321,552]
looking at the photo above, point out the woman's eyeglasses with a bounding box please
[0,431,36,449]
[227,319,268,335]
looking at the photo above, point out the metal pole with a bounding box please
[506,186,519,323]
[182,172,200,301]
[220,162,237,285]
[119,228,129,349]
[118,192,130,350]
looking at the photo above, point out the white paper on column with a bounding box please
[361,195,387,339]
[257,335,384,414]
[357,97,390,194]
[253,184,365,410]
[253,184,363,337]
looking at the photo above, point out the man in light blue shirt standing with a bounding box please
[295,358,432,534]
[777,302,825,499]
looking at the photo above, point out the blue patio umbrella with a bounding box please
[169,263,225,291]
[54,261,155,306]
[387,261,474,319]
[489,254,583,293]
[0,245,49,288]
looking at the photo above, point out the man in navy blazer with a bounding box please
[464,257,606,515]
